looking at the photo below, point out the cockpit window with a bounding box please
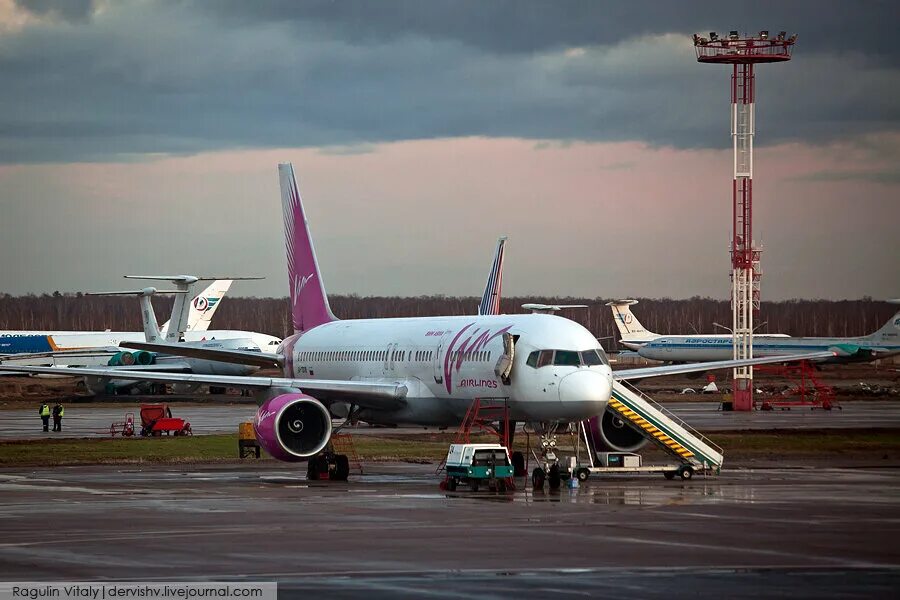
[537,350,554,368]
[553,350,581,367]
[528,348,610,369]
[581,349,610,367]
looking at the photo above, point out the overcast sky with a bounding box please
[0,0,897,300]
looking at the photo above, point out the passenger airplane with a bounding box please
[609,299,900,363]
[0,278,281,356]
[608,299,788,351]
[2,164,832,477]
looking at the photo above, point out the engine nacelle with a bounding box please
[108,351,135,366]
[131,350,155,365]
[586,408,648,453]
[254,393,332,462]
[107,350,154,366]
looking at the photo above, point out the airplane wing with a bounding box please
[100,362,194,373]
[120,341,283,368]
[613,351,836,381]
[0,346,123,361]
[0,365,408,411]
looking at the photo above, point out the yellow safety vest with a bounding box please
[40,405,50,417]
[57,406,64,417]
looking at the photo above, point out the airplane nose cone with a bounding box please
[558,369,611,418]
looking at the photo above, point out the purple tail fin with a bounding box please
[279,163,337,333]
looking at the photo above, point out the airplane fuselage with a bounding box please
[636,335,900,362]
[280,313,613,426]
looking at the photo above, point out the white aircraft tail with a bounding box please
[131,275,261,340]
[606,299,656,343]
[864,301,900,342]
[184,279,233,332]
[87,288,188,342]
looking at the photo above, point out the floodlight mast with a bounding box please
[693,31,796,411]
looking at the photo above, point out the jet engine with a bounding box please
[108,350,155,366]
[254,393,332,462]
[586,408,648,453]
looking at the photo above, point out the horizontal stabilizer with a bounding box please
[125,275,264,282]
[0,347,123,361]
[613,351,836,381]
[121,341,283,369]
[87,288,187,296]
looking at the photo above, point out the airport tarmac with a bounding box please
[2,400,899,439]
[0,462,897,598]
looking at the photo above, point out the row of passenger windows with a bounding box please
[525,349,610,369]
[299,350,404,362]
[449,350,492,362]
[297,348,493,364]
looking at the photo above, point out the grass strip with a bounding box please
[0,429,898,467]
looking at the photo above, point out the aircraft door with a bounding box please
[384,343,395,371]
[433,331,452,384]
[494,332,516,385]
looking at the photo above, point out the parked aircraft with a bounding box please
[2,164,832,478]
[0,278,281,358]
[609,299,900,363]
[608,299,788,351]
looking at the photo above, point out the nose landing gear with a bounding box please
[527,424,569,491]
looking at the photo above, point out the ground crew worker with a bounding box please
[39,403,50,432]
[52,402,64,432]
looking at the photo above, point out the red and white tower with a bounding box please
[693,30,797,411]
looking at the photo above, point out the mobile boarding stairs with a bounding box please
[579,381,724,480]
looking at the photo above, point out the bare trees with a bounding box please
[0,293,894,352]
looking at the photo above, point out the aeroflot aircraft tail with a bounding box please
[606,299,656,344]
[865,303,900,342]
[279,163,337,333]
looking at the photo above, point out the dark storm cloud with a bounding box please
[0,0,898,162]
[203,0,900,63]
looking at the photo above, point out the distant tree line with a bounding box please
[0,293,895,352]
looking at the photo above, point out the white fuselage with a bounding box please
[619,332,789,351]
[282,313,613,426]
[636,334,900,363]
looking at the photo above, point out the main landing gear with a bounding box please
[306,406,360,481]
[306,452,351,481]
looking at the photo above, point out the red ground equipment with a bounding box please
[139,403,192,436]
[755,361,840,411]
[109,412,135,437]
